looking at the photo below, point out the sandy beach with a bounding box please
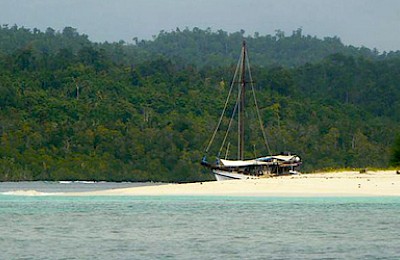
[68,170,400,197]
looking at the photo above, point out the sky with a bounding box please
[0,0,399,52]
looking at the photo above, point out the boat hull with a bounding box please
[213,169,259,181]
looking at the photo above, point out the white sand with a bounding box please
[72,170,400,197]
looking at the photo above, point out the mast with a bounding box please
[238,40,246,160]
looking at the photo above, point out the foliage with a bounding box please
[390,135,400,167]
[0,25,399,181]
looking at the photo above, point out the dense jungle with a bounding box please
[1,25,400,181]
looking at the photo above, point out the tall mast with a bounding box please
[238,40,246,160]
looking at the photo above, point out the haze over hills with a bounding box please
[0,25,400,181]
[2,0,399,52]
[1,25,399,68]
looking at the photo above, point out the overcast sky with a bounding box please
[0,0,399,51]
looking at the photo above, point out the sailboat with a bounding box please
[201,41,302,181]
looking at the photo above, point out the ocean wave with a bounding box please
[1,190,61,196]
[59,181,103,184]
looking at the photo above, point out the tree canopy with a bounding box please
[0,25,399,182]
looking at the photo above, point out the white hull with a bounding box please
[213,169,259,181]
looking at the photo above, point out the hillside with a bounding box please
[0,25,399,181]
[3,25,400,68]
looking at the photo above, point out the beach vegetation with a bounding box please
[390,135,400,167]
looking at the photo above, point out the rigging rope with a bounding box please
[218,87,241,156]
[246,52,272,155]
[204,55,242,154]
[204,42,272,158]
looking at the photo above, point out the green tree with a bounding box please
[390,135,400,166]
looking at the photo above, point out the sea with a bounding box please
[1,182,400,260]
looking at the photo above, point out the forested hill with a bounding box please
[130,27,398,67]
[0,25,400,182]
[2,25,400,68]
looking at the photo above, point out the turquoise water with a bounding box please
[1,185,400,259]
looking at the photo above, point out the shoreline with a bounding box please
[67,170,400,197]
[2,170,399,197]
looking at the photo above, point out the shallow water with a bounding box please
[1,183,400,259]
[0,181,159,194]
